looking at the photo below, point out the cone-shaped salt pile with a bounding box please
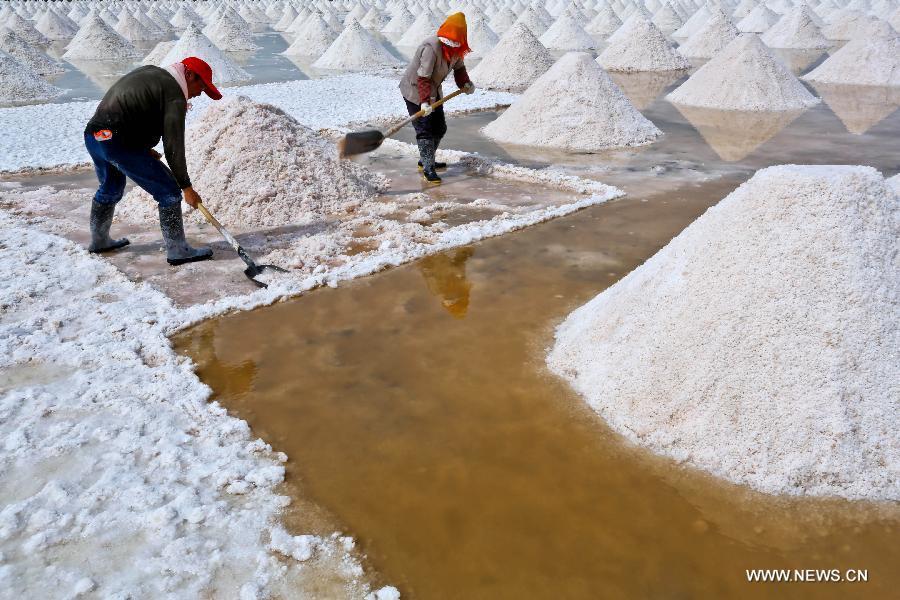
[313,21,402,70]
[540,11,596,50]
[170,5,200,30]
[490,7,518,34]
[63,14,141,60]
[672,5,711,41]
[382,7,415,35]
[514,6,550,36]
[207,13,259,51]
[160,24,250,84]
[115,10,155,42]
[283,15,337,56]
[677,10,739,58]
[359,7,389,31]
[35,8,78,40]
[0,29,63,75]
[469,23,555,91]
[598,13,690,71]
[273,5,298,31]
[587,4,623,36]
[732,0,759,20]
[668,34,819,110]
[822,9,875,41]
[0,49,64,104]
[142,39,175,66]
[121,96,387,228]
[761,5,831,49]
[6,12,51,46]
[652,2,683,35]
[737,4,779,33]
[467,17,499,58]
[396,12,441,46]
[483,52,662,150]
[803,31,900,87]
[547,164,899,500]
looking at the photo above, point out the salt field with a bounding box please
[1,0,898,598]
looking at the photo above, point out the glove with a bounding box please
[463,81,475,95]
[421,102,433,116]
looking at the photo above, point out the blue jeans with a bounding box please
[84,131,182,207]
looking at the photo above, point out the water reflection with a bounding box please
[809,82,900,134]
[673,105,807,161]
[771,48,826,74]
[417,247,474,319]
[608,70,687,110]
[66,59,140,91]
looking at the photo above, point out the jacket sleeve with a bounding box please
[453,65,471,88]
[161,97,191,189]
[417,77,433,103]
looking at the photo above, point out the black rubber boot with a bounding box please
[158,203,213,266]
[88,201,130,253]
[417,138,441,185]
[418,160,447,171]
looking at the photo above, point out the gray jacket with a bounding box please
[399,36,466,104]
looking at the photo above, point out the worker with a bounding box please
[399,12,475,185]
[83,56,221,265]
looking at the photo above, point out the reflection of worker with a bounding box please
[418,247,474,318]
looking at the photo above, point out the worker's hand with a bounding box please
[421,102,433,116]
[462,81,475,95]
[149,148,162,160]
[182,186,201,209]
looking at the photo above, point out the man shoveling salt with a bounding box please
[83,57,221,265]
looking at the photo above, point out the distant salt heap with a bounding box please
[737,4,780,33]
[469,23,555,92]
[467,17,499,58]
[483,52,662,150]
[668,34,819,110]
[313,21,402,71]
[514,6,550,37]
[169,4,200,30]
[382,7,415,36]
[142,39,175,66]
[396,12,440,46]
[822,9,875,41]
[160,24,250,84]
[761,5,831,49]
[273,5,298,31]
[598,14,690,72]
[359,7,389,31]
[206,12,259,51]
[652,2,684,36]
[803,30,900,86]
[63,14,141,60]
[540,10,596,50]
[677,10,740,58]
[490,7,518,35]
[587,3,623,36]
[6,12,51,46]
[115,10,156,42]
[283,15,337,56]
[121,97,387,228]
[34,8,78,40]
[0,49,64,104]
[672,5,711,41]
[547,164,900,501]
[0,29,63,75]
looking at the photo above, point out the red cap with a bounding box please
[181,57,222,100]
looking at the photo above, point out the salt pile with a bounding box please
[160,24,250,85]
[540,11,597,50]
[34,8,78,40]
[359,7,389,32]
[273,5,298,31]
[888,173,900,194]
[63,14,141,61]
[490,7,518,34]
[169,4,200,30]
[677,11,740,59]
[483,52,662,151]
[313,21,402,71]
[141,39,175,66]
[652,2,684,35]
[469,23,556,92]
[587,4,623,36]
[115,10,156,42]
[668,34,819,110]
[514,6,550,37]
[547,164,900,501]
[396,12,441,47]
[737,4,780,33]
[5,12,51,46]
[206,12,260,51]
[0,48,63,104]
[672,5,711,41]
[822,9,875,41]
[382,7,415,36]
[761,5,831,49]
[0,29,63,76]
[121,97,388,228]
[467,17,499,58]
[282,15,337,57]
[598,13,690,72]
[803,32,900,86]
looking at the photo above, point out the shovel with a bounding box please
[196,202,287,288]
[338,88,465,158]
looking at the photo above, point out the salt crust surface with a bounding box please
[483,52,662,150]
[548,165,900,501]
[0,49,63,105]
[598,13,690,72]
[119,97,388,228]
[0,74,517,174]
[313,21,402,71]
[469,23,556,92]
[63,14,141,61]
[667,34,820,111]
[802,34,900,87]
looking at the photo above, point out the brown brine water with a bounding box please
[176,174,898,599]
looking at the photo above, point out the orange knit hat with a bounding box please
[437,12,471,60]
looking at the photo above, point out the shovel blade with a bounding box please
[338,129,386,158]
[244,264,288,288]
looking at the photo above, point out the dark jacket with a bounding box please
[86,66,191,189]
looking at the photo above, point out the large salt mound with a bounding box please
[141,39,175,66]
[539,11,597,50]
[396,12,441,46]
[34,8,78,40]
[0,48,63,104]
[668,34,820,110]
[672,5,711,40]
[0,29,63,75]
[469,23,555,92]
[761,5,831,49]
[282,15,337,57]
[467,17,499,58]
[677,11,740,59]
[313,21,401,71]
[514,6,550,37]
[598,13,690,72]
[206,13,259,51]
[160,24,250,85]
[483,52,661,150]
[381,7,414,36]
[803,32,900,86]
[548,165,900,501]
[652,2,684,36]
[115,10,156,42]
[586,4,623,36]
[120,97,388,228]
[63,14,141,60]
[737,4,780,33]
[4,13,50,46]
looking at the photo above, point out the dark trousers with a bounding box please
[84,131,182,207]
[405,99,447,142]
